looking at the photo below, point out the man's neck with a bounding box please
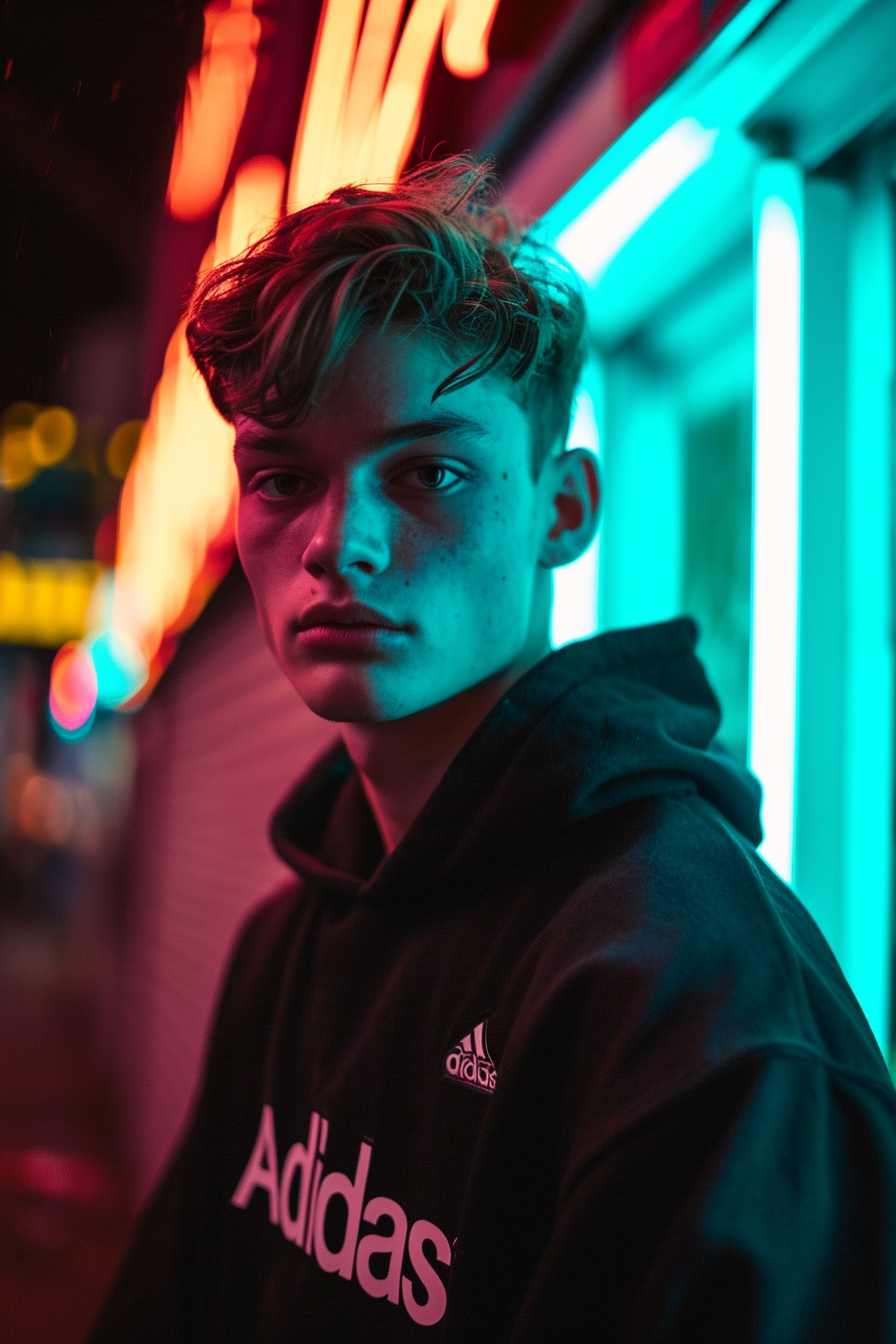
[340,647,550,854]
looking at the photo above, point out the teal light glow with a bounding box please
[554,119,719,285]
[88,628,149,709]
[749,163,802,883]
[840,151,894,1050]
[551,383,601,649]
[598,357,684,633]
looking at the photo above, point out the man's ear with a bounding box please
[539,448,601,568]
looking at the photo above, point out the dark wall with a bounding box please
[118,566,335,1198]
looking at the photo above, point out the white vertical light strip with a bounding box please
[551,383,601,648]
[842,149,894,1050]
[749,162,803,881]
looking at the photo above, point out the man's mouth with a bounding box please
[296,602,411,652]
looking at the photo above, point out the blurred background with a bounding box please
[1,0,894,1337]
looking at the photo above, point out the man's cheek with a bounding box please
[239,511,296,579]
[237,542,291,636]
[235,501,267,570]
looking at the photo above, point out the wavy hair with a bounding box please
[186,155,586,467]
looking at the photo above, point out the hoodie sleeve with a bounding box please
[446,1052,896,1344]
[528,1053,896,1344]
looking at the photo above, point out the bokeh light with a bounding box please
[0,426,37,489]
[30,407,77,466]
[49,641,98,737]
[0,402,78,487]
[88,628,149,708]
[0,553,103,646]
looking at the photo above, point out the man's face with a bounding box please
[233,328,555,723]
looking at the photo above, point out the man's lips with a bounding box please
[295,602,412,651]
[297,602,409,632]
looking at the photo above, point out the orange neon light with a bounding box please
[442,0,503,78]
[369,0,452,179]
[166,0,261,222]
[288,0,368,210]
[338,0,407,182]
[290,0,504,208]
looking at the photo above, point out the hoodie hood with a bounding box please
[271,618,762,904]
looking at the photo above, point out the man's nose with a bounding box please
[300,481,390,579]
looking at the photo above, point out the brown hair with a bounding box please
[186,155,586,467]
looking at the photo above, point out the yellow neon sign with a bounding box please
[0,553,104,648]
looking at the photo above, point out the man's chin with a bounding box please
[285,664,394,724]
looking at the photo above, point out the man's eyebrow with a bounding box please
[233,427,297,456]
[370,413,487,450]
[234,412,488,456]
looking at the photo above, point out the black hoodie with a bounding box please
[89,619,896,1343]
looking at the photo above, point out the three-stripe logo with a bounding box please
[444,1019,497,1094]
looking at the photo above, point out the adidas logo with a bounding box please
[444,1019,497,1094]
[232,1106,452,1327]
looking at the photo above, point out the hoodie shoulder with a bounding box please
[651,792,885,1078]
[501,789,893,1159]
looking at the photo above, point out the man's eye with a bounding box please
[404,464,462,491]
[258,473,306,499]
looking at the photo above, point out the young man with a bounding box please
[90,157,896,1342]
